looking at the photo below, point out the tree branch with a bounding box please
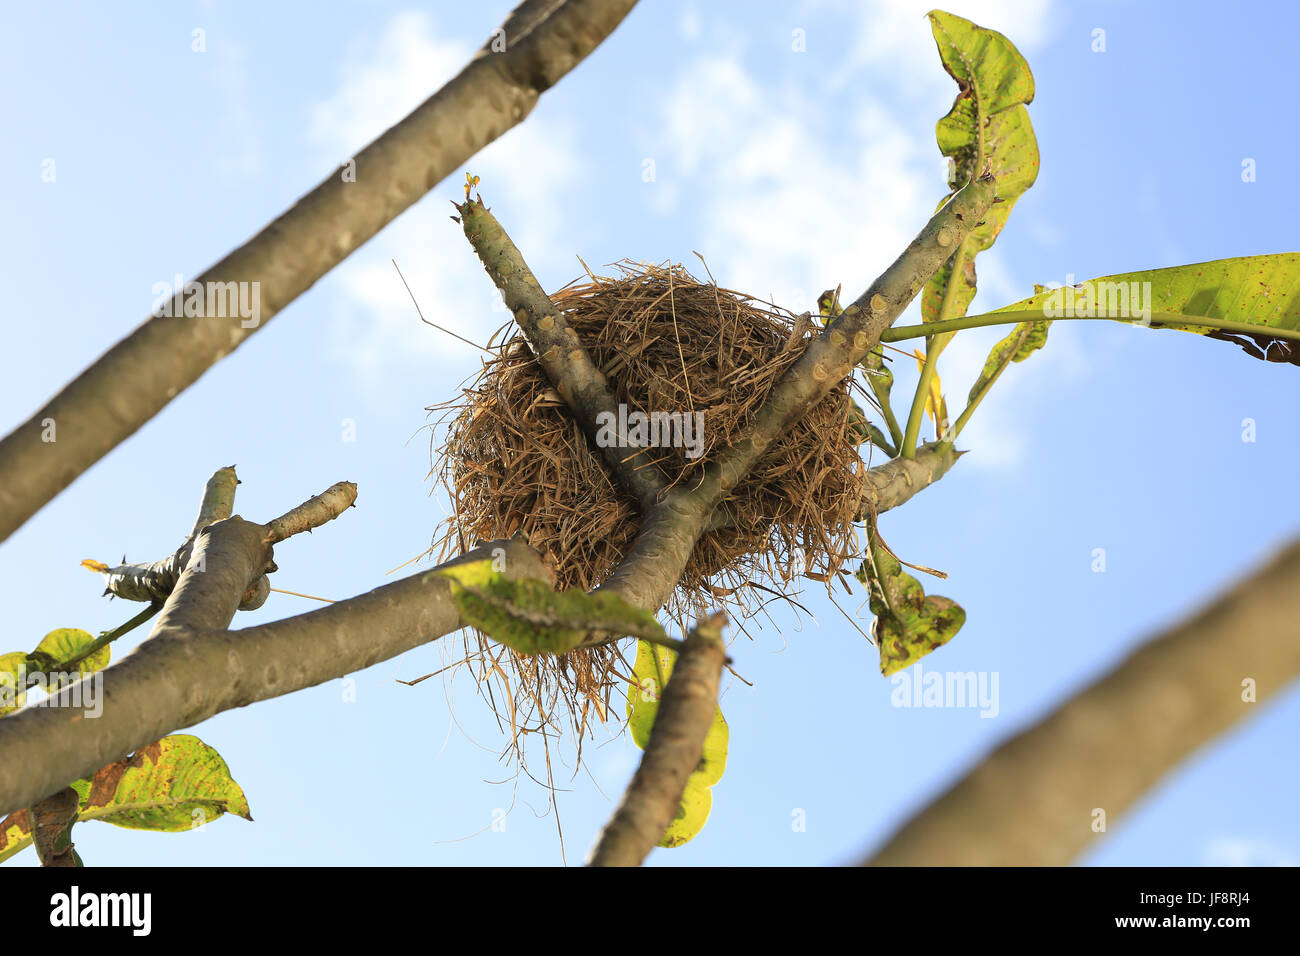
[587,611,728,866]
[456,197,672,513]
[90,471,355,613]
[0,0,638,545]
[265,481,358,544]
[189,465,238,537]
[858,442,962,517]
[152,517,274,632]
[0,536,551,817]
[861,535,1300,866]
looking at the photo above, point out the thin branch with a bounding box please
[90,474,354,608]
[0,0,638,545]
[456,197,673,514]
[189,465,239,537]
[587,611,728,866]
[861,535,1300,866]
[85,464,247,605]
[857,441,962,518]
[265,481,358,543]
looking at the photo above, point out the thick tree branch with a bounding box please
[0,0,638,545]
[587,611,728,866]
[153,517,274,632]
[0,537,551,817]
[861,535,1300,866]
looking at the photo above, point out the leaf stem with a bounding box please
[943,373,995,444]
[900,349,939,459]
[53,602,162,672]
[900,244,969,458]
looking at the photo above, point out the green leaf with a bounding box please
[73,734,252,831]
[817,284,843,322]
[1,628,114,719]
[30,628,110,679]
[432,559,669,654]
[0,652,27,717]
[922,10,1039,327]
[984,254,1300,365]
[967,315,1051,403]
[858,527,965,676]
[627,639,728,847]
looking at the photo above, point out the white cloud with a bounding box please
[660,56,927,316]
[309,11,468,155]
[213,42,260,183]
[655,0,1064,470]
[827,0,1054,94]
[309,11,586,385]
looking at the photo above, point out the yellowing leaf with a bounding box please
[0,734,251,863]
[921,11,1039,329]
[72,734,251,831]
[858,527,965,676]
[817,284,843,323]
[31,628,110,679]
[984,255,1300,365]
[0,652,26,717]
[913,349,948,429]
[0,809,31,863]
[627,639,728,847]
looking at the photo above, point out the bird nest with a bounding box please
[429,261,872,735]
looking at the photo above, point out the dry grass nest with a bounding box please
[429,260,873,740]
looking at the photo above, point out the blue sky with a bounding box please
[1,0,1297,866]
